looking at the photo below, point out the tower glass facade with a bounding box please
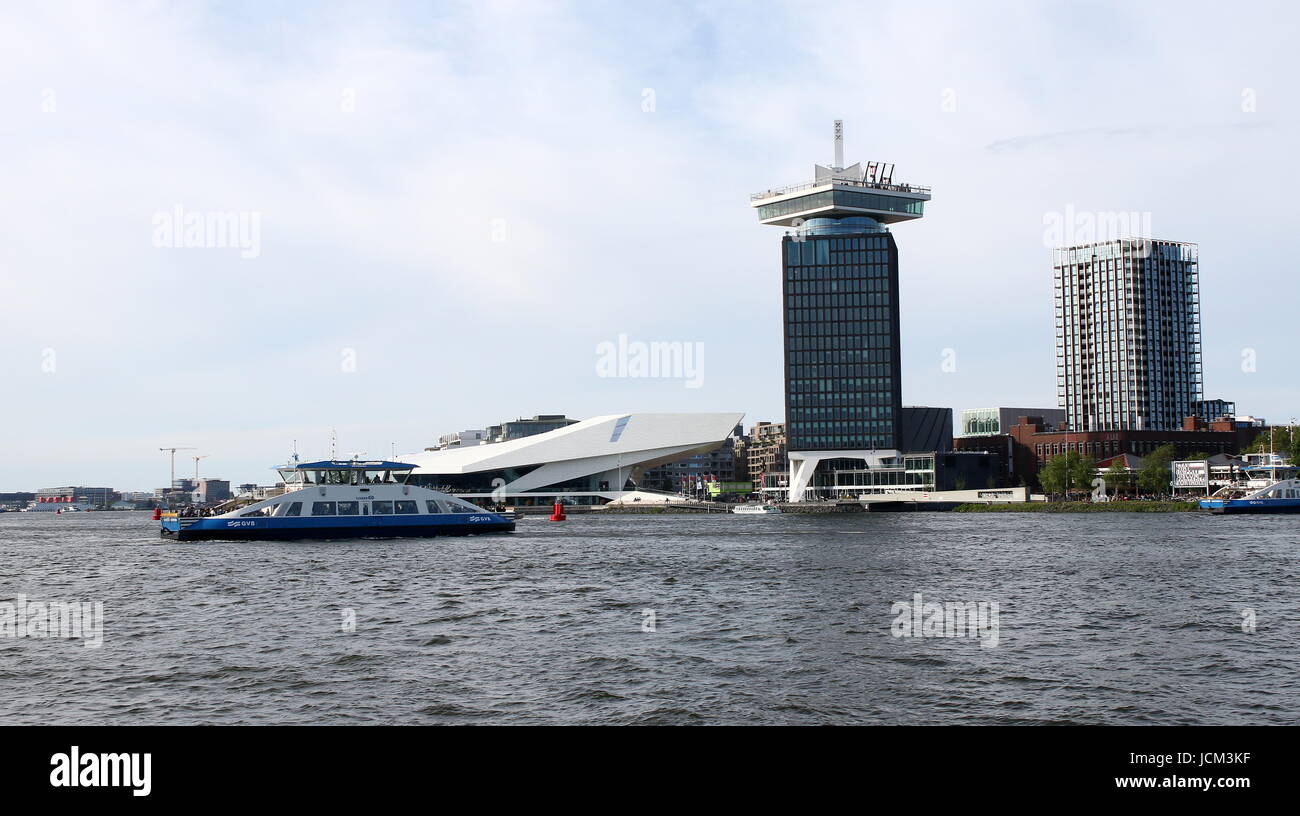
[751,122,930,500]
[783,229,902,452]
[1054,239,1202,431]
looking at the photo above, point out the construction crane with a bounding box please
[191,454,210,482]
[159,446,196,489]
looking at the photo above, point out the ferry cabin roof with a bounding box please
[277,460,416,485]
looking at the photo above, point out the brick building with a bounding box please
[954,415,1260,488]
[745,421,788,495]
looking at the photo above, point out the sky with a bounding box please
[2,0,1298,491]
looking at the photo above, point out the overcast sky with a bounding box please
[2,0,1297,491]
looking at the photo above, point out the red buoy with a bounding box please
[549,500,567,521]
[151,507,162,520]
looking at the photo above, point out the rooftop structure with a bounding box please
[751,120,931,228]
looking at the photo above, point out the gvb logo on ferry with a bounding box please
[595,334,704,389]
[890,592,1000,648]
[50,747,151,797]
[152,204,261,259]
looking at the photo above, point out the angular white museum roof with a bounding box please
[401,412,744,495]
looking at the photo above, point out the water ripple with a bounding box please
[2,510,1298,724]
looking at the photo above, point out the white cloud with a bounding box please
[1,0,1297,489]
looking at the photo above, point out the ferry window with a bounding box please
[336,501,360,515]
[284,502,302,517]
[450,500,478,513]
[241,505,275,517]
[372,501,393,514]
[395,500,418,514]
[311,501,336,516]
[426,500,442,513]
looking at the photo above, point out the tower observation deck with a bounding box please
[750,120,930,228]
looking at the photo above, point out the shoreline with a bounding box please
[596,500,1207,514]
[953,501,1200,513]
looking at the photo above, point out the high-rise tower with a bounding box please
[750,122,931,501]
[1053,239,1202,431]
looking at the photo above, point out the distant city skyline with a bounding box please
[2,1,1298,491]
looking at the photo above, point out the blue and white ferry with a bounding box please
[1199,456,1300,515]
[160,459,515,541]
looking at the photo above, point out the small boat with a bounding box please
[732,503,783,515]
[24,502,92,513]
[1200,457,1300,515]
[160,459,515,541]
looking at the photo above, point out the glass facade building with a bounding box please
[958,407,1067,437]
[751,123,931,500]
[1192,398,1236,423]
[783,229,902,452]
[1054,239,1202,431]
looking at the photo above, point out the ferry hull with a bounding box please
[161,516,515,541]
[1200,499,1300,515]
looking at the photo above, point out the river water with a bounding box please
[1,510,1296,725]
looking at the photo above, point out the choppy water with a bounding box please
[2,510,1298,725]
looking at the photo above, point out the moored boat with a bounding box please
[732,503,783,515]
[1199,457,1300,515]
[24,501,93,512]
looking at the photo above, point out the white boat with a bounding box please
[160,459,515,541]
[732,503,783,515]
[23,502,93,513]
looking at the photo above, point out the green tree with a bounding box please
[1072,455,1098,498]
[1039,450,1085,497]
[1186,450,1210,460]
[1137,444,1179,495]
[1246,426,1294,454]
[1103,460,1132,495]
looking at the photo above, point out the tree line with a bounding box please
[1037,444,1185,498]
